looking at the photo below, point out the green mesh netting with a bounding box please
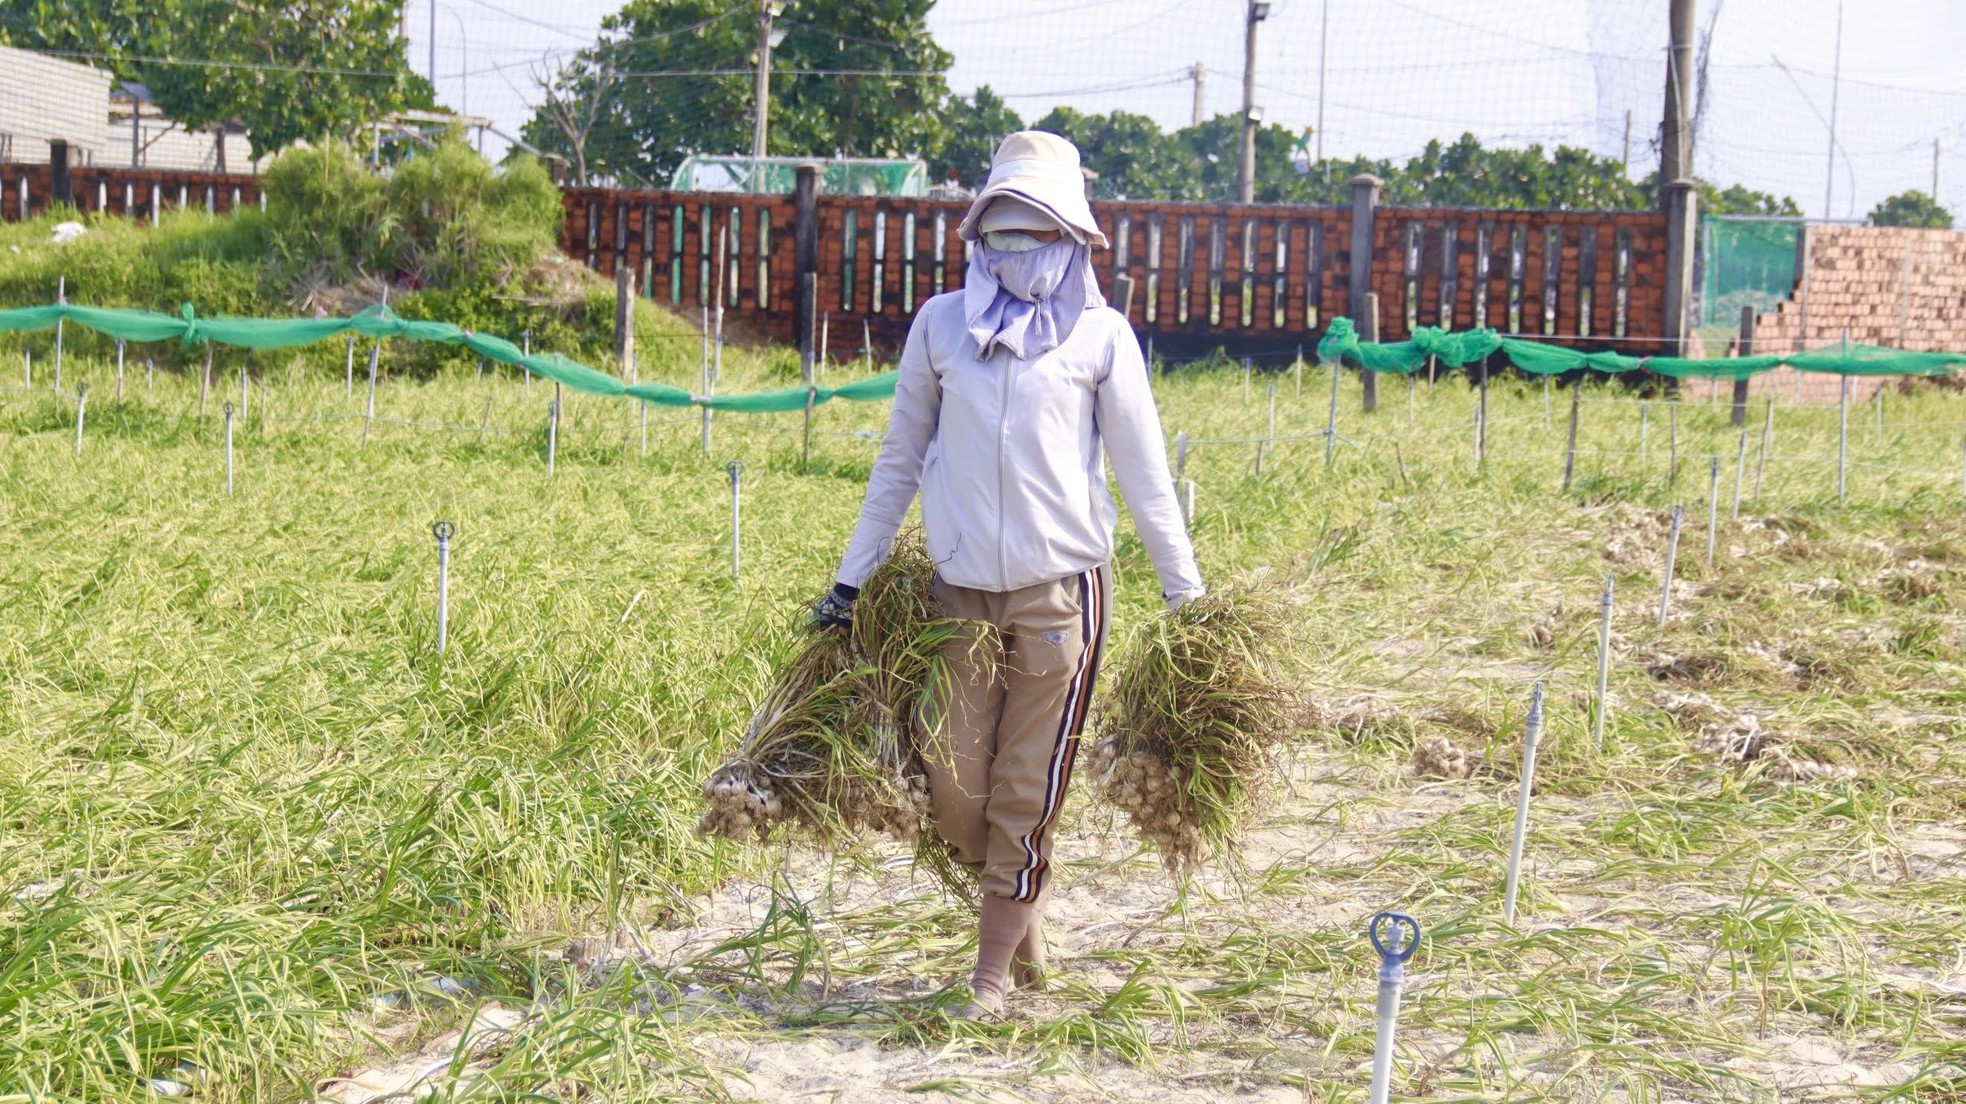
[0,302,900,410]
[1317,316,1961,380]
[1702,216,1801,326]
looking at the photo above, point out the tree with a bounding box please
[1868,189,1953,229]
[1033,107,1205,201]
[0,0,432,159]
[523,0,951,187]
[532,48,623,186]
[930,86,1020,188]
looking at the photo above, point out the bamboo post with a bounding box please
[1503,681,1546,926]
[1658,505,1684,627]
[1732,306,1753,427]
[1561,384,1581,491]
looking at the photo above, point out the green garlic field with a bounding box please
[3,333,1964,1103]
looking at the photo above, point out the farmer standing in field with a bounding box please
[814,131,1205,1018]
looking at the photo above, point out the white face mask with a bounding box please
[983,230,1049,253]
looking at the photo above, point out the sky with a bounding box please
[422,0,1966,219]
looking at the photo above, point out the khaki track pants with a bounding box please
[924,565,1111,903]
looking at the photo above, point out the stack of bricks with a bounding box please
[1686,224,1966,404]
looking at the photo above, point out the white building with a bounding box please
[0,45,250,172]
[0,44,111,165]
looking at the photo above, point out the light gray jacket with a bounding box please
[837,291,1203,600]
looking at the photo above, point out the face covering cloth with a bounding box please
[963,236,1107,361]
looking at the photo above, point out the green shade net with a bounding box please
[1317,316,1962,381]
[1702,217,1800,326]
[0,301,899,411]
[1317,318,1502,373]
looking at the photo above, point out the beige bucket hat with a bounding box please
[957,131,1109,250]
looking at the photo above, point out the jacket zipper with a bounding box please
[995,351,1011,591]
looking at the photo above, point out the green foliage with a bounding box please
[0,0,433,158]
[262,135,562,296]
[929,85,1022,186]
[0,139,631,372]
[524,0,951,186]
[1868,189,1954,229]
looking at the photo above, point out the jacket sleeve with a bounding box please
[836,305,942,589]
[1095,321,1204,599]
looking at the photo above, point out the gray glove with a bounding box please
[812,583,858,628]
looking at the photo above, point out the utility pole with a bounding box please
[752,0,786,192]
[1823,0,1844,220]
[1315,0,1328,168]
[1190,62,1206,127]
[1660,0,1695,195]
[1239,1,1270,204]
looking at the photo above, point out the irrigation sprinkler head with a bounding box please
[1369,911,1420,980]
[433,520,456,544]
[727,459,744,484]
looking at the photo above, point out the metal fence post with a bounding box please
[1561,384,1581,491]
[1658,505,1684,627]
[433,521,455,656]
[1504,682,1546,924]
[1705,457,1721,567]
[1593,577,1613,746]
[727,460,744,578]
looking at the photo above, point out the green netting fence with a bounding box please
[1314,318,1964,380]
[0,302,901,414]
[4,303,1960,416]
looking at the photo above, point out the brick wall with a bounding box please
[0,162,260,223]
[1369,208,1668,349]
[1684,224,1966,404]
